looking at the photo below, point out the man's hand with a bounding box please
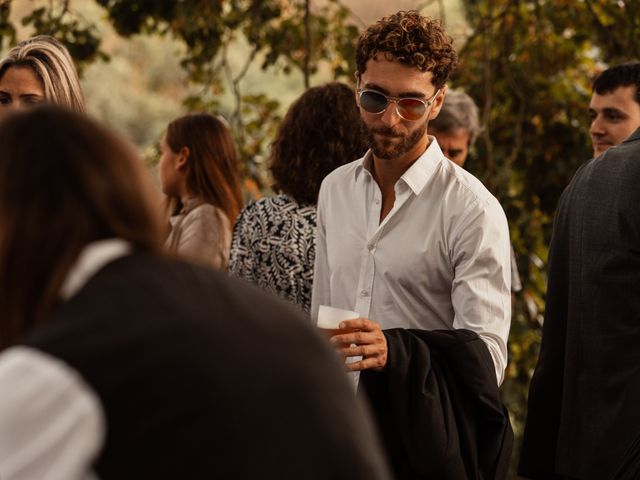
[330,318,387,372]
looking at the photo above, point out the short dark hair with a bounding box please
[593,62,640,105]
[0,106,164,349]
[269,82,368,205]
[355,10,458,89]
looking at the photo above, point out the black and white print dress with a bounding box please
[228,194,316,312]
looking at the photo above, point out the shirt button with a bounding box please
[360,290,369,297]
[374,198,380,205]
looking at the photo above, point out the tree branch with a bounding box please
[304,0,311,88]
[224,42,260,132]
[480,0,496,188]
[583,0,607,33]
[459,3,512,56]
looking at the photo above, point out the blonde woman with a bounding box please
[0,35,84,113]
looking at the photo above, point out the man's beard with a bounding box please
[365,122,427,160]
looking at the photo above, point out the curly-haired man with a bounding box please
[311,11,513,478]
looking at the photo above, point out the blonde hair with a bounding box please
[0,35,85,112]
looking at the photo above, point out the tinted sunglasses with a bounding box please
[357,88,441,121]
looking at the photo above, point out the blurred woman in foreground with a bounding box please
[0,106,392,480]
[159,113,243,269]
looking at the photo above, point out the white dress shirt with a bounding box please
[311,138,511,384]
[0,239,130,480]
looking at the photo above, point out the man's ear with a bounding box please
[428,84,448,120]
[176,146,190,170]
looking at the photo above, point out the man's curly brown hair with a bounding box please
[270,82,368,205]
[356,10,458,89]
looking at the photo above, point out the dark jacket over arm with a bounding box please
[359,328,513,480]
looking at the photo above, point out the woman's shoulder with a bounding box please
[185,202,227,221]
[239,194,308,218]
[251,194,295,208]
[235,194,316,233]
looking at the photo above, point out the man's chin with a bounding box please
[371,146,399,160]
[593,143,611,157]
[367,123,425,160]
[371,139,407,160]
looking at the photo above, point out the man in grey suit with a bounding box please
[519,65,640,479]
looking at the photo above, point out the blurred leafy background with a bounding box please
[3,0,640,477]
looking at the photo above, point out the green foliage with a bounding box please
[90,0,359,192]
[237,93,282,200]
[19,1,108,73]
[577,0,640,62]
[91,0,357,84]
[0,1,16,50]
[94,0,226,82]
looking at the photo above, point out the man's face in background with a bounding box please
[430,128,470,167]
[589,85,640,157]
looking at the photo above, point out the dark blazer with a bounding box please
[359,328,513,480]
[519,129,640,480]
[24,252,392,480]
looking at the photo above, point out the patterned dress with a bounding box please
[228,194,316,312]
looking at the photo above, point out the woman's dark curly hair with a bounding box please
[356,10,458,89]
[269,82,368,205]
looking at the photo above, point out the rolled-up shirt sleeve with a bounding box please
[0,347,105,480]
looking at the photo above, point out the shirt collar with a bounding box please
[59,239,132,300]
[353,151,371,182]
[354,136,444,195]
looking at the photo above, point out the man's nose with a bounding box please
[380,101,402,127]
[590,115,605,135]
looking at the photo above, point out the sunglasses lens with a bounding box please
[397,98,426,121]
[359,90,388,114]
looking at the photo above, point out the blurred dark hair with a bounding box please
[165,113,243,225]
[0,106,164,349]
[270,82,368,205]
[355,10,458,89]
[593,62,640,104]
